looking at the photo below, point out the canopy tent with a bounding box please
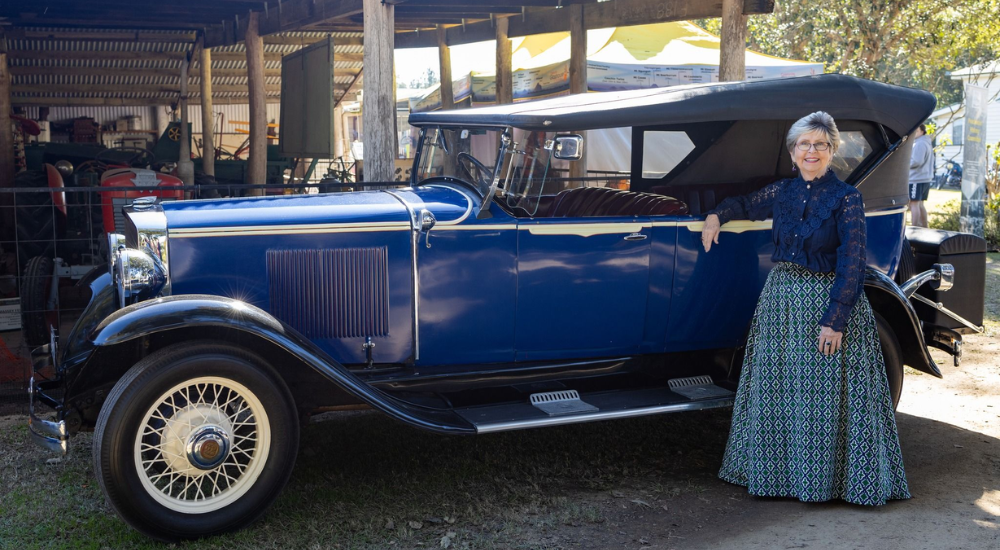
[410,21,823,113]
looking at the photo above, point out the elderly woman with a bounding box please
[701,111,910,506]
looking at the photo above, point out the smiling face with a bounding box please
[791,129,834,181]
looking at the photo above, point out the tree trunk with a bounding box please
[437,25,454,110]
[0,52,14,238]
[178,55,195,187]
[495,17,512,105]
[199,40,215,177]
[245,11,267,194]
[362,0,395,182]
[568,4,587,183]
[719,0,747,82]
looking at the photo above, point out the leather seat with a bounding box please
[549,187,688,217]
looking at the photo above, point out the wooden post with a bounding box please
[333,104,345,159]
[246,11,267,194]
[719,0,747,82]
[495,17,512,105]
[362,0,395,182]
[199,38,215,177]
[437,25,454,110]
[0,49,14,238]
[568,4,587,183]
[177,54,195,186]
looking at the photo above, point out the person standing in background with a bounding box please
[908,124,933,227]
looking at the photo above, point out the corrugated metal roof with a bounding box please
[10,29,365,106]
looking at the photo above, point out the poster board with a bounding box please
[960,84,988,237]
[280,37,336,158]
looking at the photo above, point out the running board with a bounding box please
[456,385,735,434]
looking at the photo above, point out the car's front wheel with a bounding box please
[94,342,299,541]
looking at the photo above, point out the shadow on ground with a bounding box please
[4,394,995,550]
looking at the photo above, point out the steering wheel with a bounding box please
[76,159,108,175]
[457,152,493,189]
[95,146,157,168]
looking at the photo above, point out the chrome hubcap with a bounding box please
[186,426,231,470]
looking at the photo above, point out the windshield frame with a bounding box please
[410,125,510,212]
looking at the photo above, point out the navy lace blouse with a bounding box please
[707,170,866,332]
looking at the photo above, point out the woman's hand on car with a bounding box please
[701,214,721,252]
[818,325,843,356]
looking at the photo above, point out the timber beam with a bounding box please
[205,0,364,47]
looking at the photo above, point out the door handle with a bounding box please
[623,233,647,241]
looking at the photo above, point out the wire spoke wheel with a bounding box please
[95,343,298,540]
[135,377,270,513]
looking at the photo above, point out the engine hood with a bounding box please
[161,185,476,235]
[162,190,411,233]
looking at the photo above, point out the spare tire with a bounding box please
[20,255,55,348]
[895,237,917,284]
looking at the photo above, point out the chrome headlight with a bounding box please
[107,233,126,275]
[115,248,166,308]
[112,198,170,308]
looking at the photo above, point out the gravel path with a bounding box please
[569,332,1000,550]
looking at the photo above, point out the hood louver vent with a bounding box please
[266,248,389,339]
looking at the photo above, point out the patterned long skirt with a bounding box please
[718,262,911,505]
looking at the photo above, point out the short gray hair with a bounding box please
[786,111,840,154]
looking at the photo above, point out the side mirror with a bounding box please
[546,135,584,161]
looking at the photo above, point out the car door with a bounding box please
[514,216,652,361]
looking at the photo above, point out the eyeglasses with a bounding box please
[796,141,831,152]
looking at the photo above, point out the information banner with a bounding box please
[960,84,988,236]
[413,61,823,113]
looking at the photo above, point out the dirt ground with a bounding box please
[552,333,1000,550]
[2,286,998,549]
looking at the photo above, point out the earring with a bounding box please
[792,163,797,172]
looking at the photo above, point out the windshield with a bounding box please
[496,130,564,216]
[414,127,503,196]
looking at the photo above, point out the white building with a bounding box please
[928,61,1000,172]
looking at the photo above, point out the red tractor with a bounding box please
[14,148,184,347]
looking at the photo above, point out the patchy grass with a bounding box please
[0,406,733,549]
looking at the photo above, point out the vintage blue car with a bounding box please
[27,74,985,540]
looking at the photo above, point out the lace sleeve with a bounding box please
[707,180,784,225]
[820,190,866,332]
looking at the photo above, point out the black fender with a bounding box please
[84,295,476,434]
[864,267,942,378]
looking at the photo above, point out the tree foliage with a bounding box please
[699,0,1000,105]
[399,68,439,90]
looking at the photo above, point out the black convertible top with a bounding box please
[408,74,935,138]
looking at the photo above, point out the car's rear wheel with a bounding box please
[94,342,299,541]
[873,312,904,410]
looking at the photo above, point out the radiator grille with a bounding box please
[266,247,390,338]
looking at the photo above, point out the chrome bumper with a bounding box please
[29,377,68,455]
[903,263,985,334]
[28,339,68,455]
